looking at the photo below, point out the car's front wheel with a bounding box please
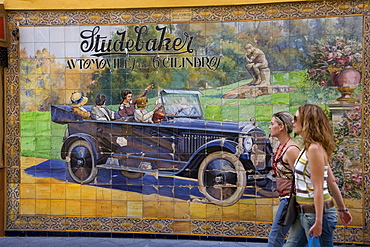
[198,151,246,206]
[66,139,98,184]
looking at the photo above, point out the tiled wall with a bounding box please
[5,1,370,244]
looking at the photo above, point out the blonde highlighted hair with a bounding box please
[297,104,335,161]
[273,111,294,135]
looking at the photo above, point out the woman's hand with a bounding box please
[339,210,352,226]
[308,221,322,238]
[146,84,154,90]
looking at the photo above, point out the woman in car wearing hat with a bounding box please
[70,92,90,119]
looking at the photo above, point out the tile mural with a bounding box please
[5,1,370,244]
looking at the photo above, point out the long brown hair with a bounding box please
[298,104,336,161]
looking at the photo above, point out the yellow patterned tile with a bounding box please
[127,191,143,201]
[81,185,97,200]
[174,202,190,220]
[127,200,143,217]
[81,200,97,217]
[50,177,65,184]
[239,203,256,221]
[190,202,206,220]
[35,183,51,199]
[144,193,159,202]
[20,156,38,168]
[256,204,273,222]
[158,201,174,219]
[143,201,158,218]
[344,198,362,209]
[20,183,35,199]
[19,199,35,215]
[112,200,127,217]
[96,187,112,201]
[171,221,190,233]
[111,189,127,201]
[20,169,36,183]
[96,200,112,217]
[256,197,273,205]
[35,199,51,215]
[50,199,66,216]
[205,204,223,221]
[238,198,256,205]
[65,199,81,216]
[35,177,51,184]
[349,208,363,226]
[66,184,81,200]
[51,183,66,199]
[222,204,239,221]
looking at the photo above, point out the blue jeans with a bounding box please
[285,206,338,247]
[267,197,292,247]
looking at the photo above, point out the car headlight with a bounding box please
[243,137,253,152]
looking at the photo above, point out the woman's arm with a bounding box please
[136,84,154,100]
[327,166,352,226]
[306,143,325,238]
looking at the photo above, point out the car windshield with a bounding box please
[161,92,202,118]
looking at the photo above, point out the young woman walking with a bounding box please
[285,104,352,247]
[267,111,300,247]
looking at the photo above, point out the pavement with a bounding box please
[0,236,268,247]
[0,236,365,247]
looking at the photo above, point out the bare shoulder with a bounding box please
[307,143,324,153]
[306,143,327,162]
[284,142,300,162]
[286,143,300,155]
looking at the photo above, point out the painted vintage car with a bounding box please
[51,89,273,206]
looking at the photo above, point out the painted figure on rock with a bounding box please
[244,44,271,86]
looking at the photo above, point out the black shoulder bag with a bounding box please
[277,150,304,226]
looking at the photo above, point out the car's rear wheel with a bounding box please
[198,151,246,206]
[66,140,97,184]
[119,170,144,179]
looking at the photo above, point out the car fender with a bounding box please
[175,138,250,178]
[61,133,99,161]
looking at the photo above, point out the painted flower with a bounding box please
[353,121,361,129]
[347,112,360,121]
[344,184,353,190]
[301,37,362,86]
[332,105,362,199]
[336,57,347,65]
[351,173,362,185]
[353,105,361,112]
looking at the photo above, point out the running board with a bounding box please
[96,157,174,176]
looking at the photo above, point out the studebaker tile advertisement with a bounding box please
[18,15,363,238]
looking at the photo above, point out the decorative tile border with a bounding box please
[5,1,370,244]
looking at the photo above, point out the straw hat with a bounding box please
[70,92,88,107]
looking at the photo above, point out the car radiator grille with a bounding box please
[181,134,221,154]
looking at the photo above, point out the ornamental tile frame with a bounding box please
[4,0,370,244]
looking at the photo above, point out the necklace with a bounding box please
[272,138,290,173]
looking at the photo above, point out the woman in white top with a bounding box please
[285,104,352,247]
